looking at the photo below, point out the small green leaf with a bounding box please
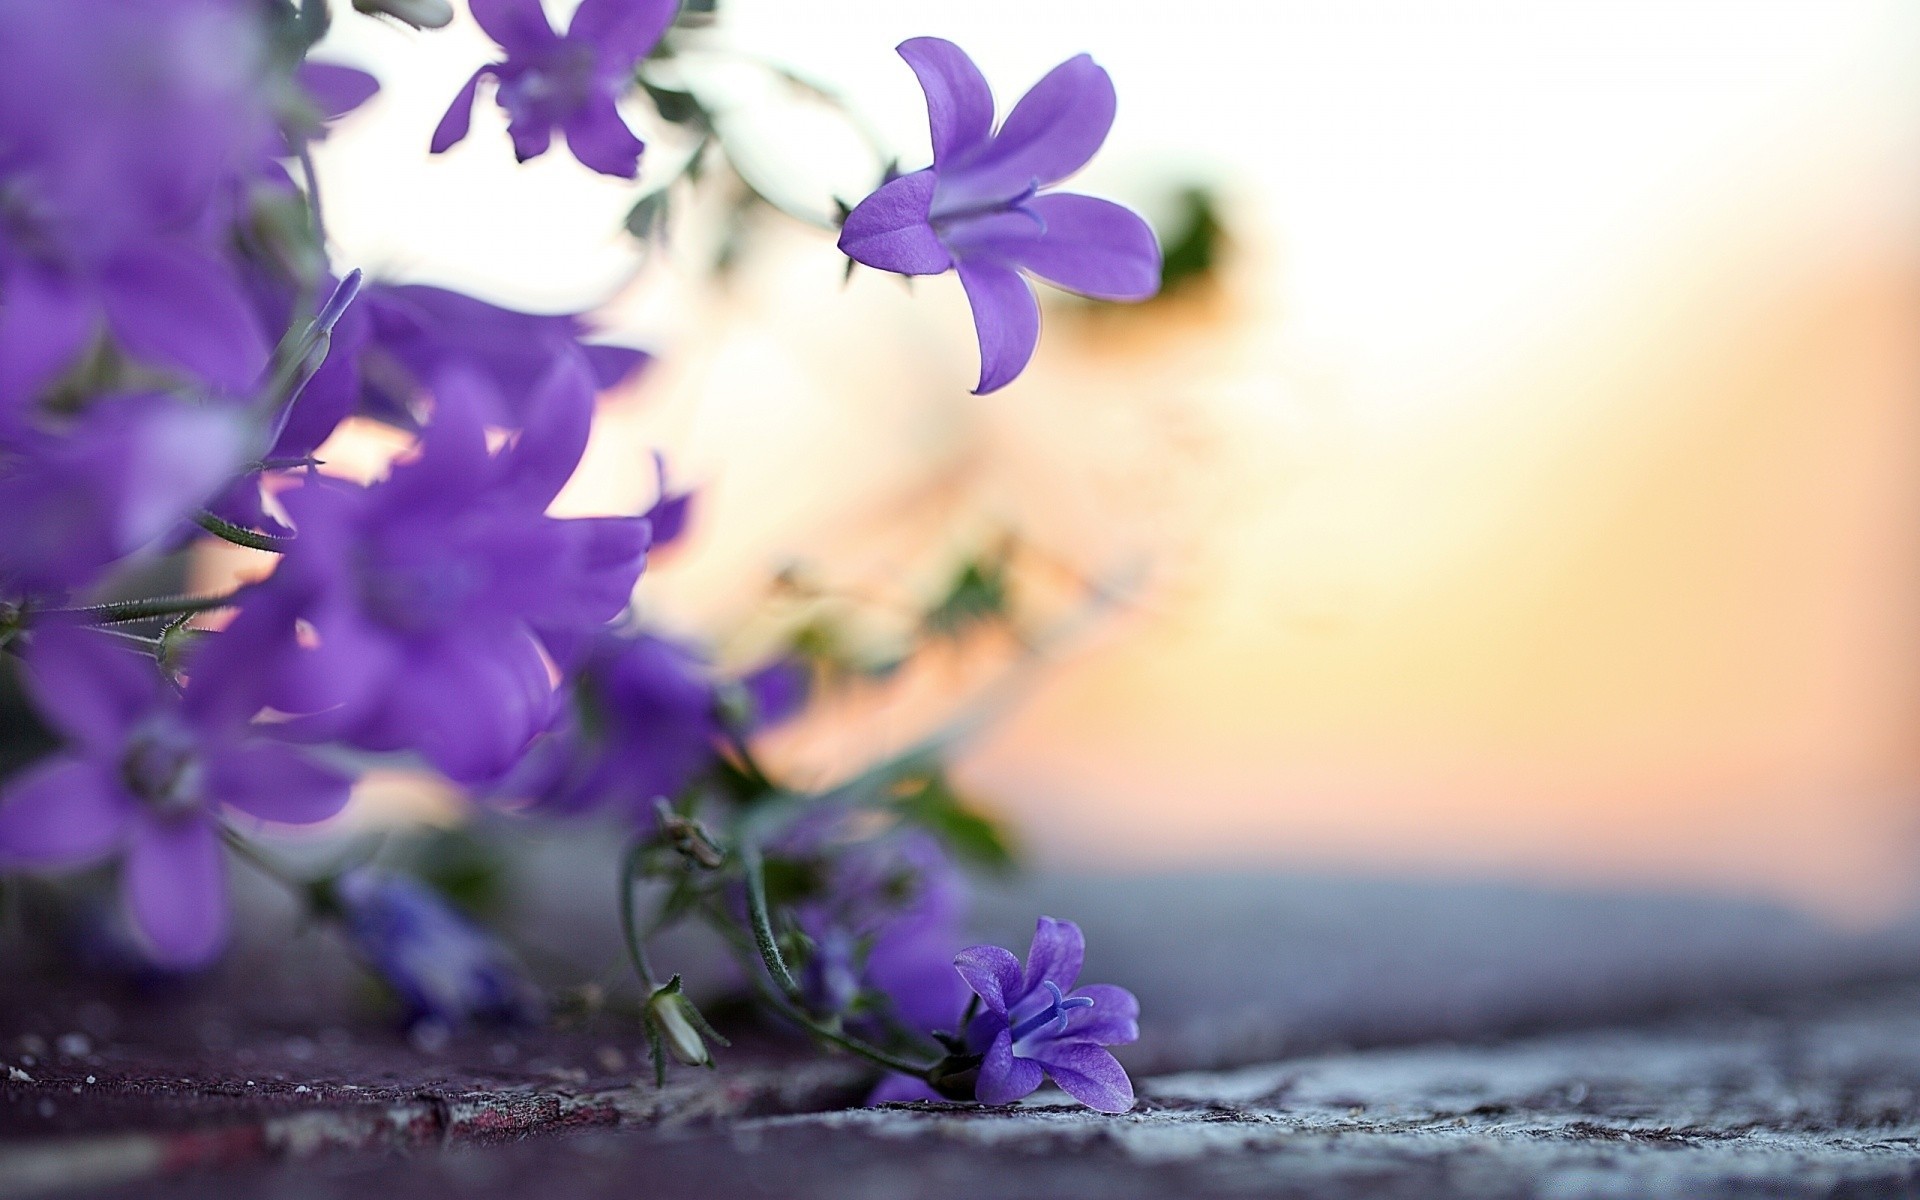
[624,190,673,243]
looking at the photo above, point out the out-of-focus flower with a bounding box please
[837,39,1161,393]
[501,630,806,819]
[431,0,679,178]
[216,360,649,783]
[0,0,276,406]
[331,868,543,1027]
[0,622,352,967]
[954,916,1138,1113]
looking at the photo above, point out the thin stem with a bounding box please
[618,841,661,991]
[50,591,241,626]
[753,980,933,1078]
[195,512,291,554]
[740,843,801,1002]
[218,824,306,890]
[298,143,328,255]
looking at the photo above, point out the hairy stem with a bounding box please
[195,512,291,554]
[740,843,802,1002]
[52,591,242,626]
[619,841,661,991]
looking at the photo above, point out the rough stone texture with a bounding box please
[9,871,1920,1196]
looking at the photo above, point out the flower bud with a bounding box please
[646,981,716,1066]
[351,0,454,29]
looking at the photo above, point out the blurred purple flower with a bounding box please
[0,394,250,601]
[431,0,679,178]
[837,39,1161,393]
[955,916,1138,1112]
[332,868,543,1028]
[216,359,649,784]
[501,629,805,819]
[0,622,351,968]
[0,0,275,406]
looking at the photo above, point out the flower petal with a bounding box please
[1010,193,1161,301]
[952,943,1022,1016]
[582,343,650,390]
[966,54,1114,197]
[469,0,558,55]
[491,352,595,509]
[24,620,163,750]
[867,1073,942,1105]
[0,264,96,408]
[101,246,270,393]
[562,94,644,178]
[1030,1040,1133,1113]
[207,741,353,826]
[431,67,491,154]
[568,0,678,64]
[955,258,1039,394]
[124,816,228,969]
[0,758,134,866]
[837,170,951,276]
[1066,983,1140,1046]
[975,1028,1045,1106]
[1020,916,1084,995]
[897,38,994,169]
[300,62,380,123]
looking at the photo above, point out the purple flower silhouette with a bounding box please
[0,622,352,967]
[216,359,649,784]
[954,916,1138,1112]
[837,39,1161,393]
[331,869,544,1028]
[431,0,679,178]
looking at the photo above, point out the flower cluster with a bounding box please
[0,0,1154,1113]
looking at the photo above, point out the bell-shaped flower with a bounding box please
[0,621,352,967]
[837,39,1161,393]
[431,0,679,178]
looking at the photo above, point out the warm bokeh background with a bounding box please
[309,2,1920,918]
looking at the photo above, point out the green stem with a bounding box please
[740,843,801,1001]
[619,841,660,991]
[53,591,241,625]
[195,512,291,554]
[753,980,933,1078]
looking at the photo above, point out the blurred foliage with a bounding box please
[891,771,1017,875]
[1156,185,1226,298]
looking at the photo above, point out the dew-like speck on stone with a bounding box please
[85,1075,96,1084]
[7,1066,32,1083]
[294,1085,312,1094]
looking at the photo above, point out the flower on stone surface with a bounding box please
[215,358,650,784]
[431,0,679,178]
[836,38,1162,394]
[953,916,1139,1113]
[330,868,544,1028]
[0,621,352,967]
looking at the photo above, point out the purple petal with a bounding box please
[975,1028,1045,1106]
[1066,983,1140,1046]
[1005,193,1160,301]
[867,1073,942,1105]
[955,258,1039,394]
[506,109,556,162]
[1029,1040,1133,1113]
[300,62,380,122]
[563,94,644,178]
[953,943,1022,1016]
[491,353,595,509]
[469,0,558,54]
[1020,916,1084,995]
[837,170,951,276]
[100,245,269,394]
[124,816,228,968]
[355,633,554,784]
[568,0,677,64]
[897,38,994,168]
[964,54,1114,197]
[22,621,162,750]
[740,657,808,728]
[0,265,96,407]
[582,343,651,389]
[0,759,134,866]
[431,67,491,154]
[206,742,353,826]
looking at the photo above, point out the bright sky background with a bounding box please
[312,2,1920,918]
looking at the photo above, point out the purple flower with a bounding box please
[330,868,543,1028]
[500,629,805,819]
[0,622,352,967]
[431,0,679,178]
[0,0,276,406]
[837,39,1161,394]
[216,359,649,784]
[954,916,1138,1113]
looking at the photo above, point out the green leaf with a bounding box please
[892,772,1017,874]
[922,554,1010,639]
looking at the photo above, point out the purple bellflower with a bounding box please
[216,359,649,785]
[836,39,1162,394]
[331,868,544,1028]
[954,916,1139,1113]
[0,622,352,967]
[431,0,679,178]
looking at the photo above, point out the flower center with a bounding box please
[1009,980,1094,1044]
[120,725,204,820]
